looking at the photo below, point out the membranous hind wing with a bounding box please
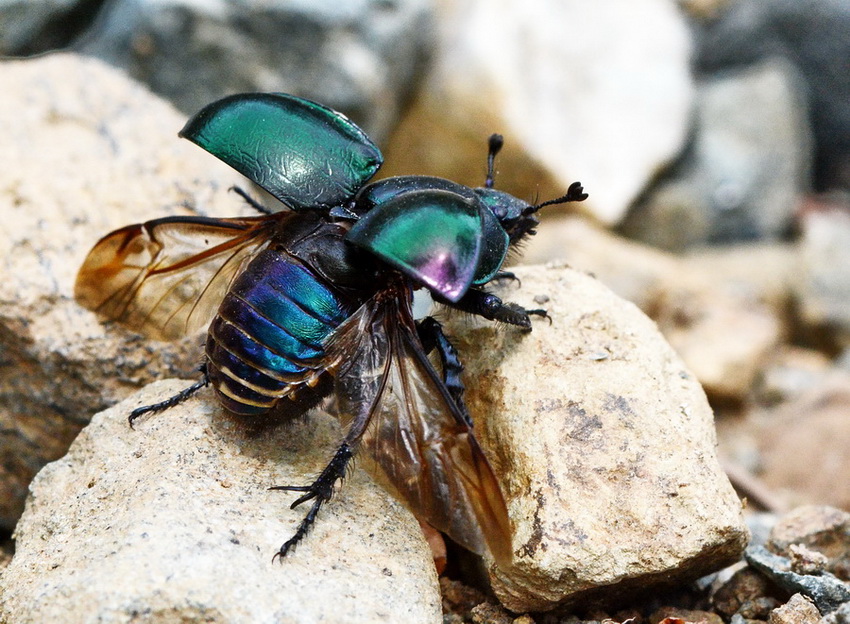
[327,291,513,565]
[75,213,289,341]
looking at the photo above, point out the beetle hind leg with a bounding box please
[269,441,354,561]
[128,363,211,428]
[417,317,472,426]
[230,185,272,215]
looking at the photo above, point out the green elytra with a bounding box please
[179,92,383,212]
[178,92,510,303]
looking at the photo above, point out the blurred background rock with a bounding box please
[1,0,849,619]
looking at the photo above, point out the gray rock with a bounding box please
[76,0,433,141]
[0,381,442,623]
[0,52,247,531]
[693,0,850,192]
[0,0,77,54]
[822,600,850,624]
[746,545,850,614]
[753,347,833,407]
[442,264,749,612]
[620,57,811,250]
[379,0,694,226]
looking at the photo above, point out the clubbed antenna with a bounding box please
[484,134,504,188]
[523,181,588,216]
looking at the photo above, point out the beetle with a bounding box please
[75,92,587,564]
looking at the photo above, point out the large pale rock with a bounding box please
[0,53,246,530]
[442,264,749,612]
[521,217,791,401]
[380,0,694,225]
[0,381,441,623]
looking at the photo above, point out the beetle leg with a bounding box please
[269,441,355,561]
[128,363,210,428]
[416,317,472,426]
[229,185,272,215]
[440,289,545,331]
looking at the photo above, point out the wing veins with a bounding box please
[181,239,266,333]
[145,225,270,277]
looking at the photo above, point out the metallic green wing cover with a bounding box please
[180,93,383,211]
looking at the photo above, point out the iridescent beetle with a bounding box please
[75,93,587,563]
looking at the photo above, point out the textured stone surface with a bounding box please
[747,546,850,614]
[768,506,850,576]
[822,601,850,624]
[521,217,792,401]
[0,53,246,530]
[78,0,432,141]
[442,264,748,612]
[380,0,693,225]
[713,567,780,619]
[0,381,441,623]
[767,593,821,624]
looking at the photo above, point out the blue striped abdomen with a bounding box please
[205,248,351,416]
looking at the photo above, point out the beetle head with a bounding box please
[474,134,588,244]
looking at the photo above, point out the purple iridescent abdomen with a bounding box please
[205,247,351,416]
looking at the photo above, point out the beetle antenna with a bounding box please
[524,181,588,215]
[484,134,504,188]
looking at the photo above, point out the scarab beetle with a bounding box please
[75,92,587,564]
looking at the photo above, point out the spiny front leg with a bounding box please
[269,441,355,561]
[128,363,211,428]
[439,288,548,331]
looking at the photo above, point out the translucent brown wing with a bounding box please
[327,291,513,565]
[75,213,289,341]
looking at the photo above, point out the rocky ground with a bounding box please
[1,1,849,623]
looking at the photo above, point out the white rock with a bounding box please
[405,0,694,224]
[0,381,442,624]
